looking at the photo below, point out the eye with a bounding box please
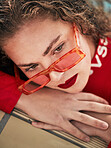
[52,42,65,55]
[25,64,39,72]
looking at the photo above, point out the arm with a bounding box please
[16,90,111,142]
[1,71,111,142]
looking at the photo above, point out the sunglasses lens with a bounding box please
[55,52,81,70]
[24,75,49,91]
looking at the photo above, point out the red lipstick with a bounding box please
[58,74,78,89]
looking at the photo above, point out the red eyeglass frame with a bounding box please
[14,26,86,95]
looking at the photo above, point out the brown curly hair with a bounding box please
[0,0,110,74]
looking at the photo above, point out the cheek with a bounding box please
[80,44,92,70]
[79,35,92,62]
[82,57,91,75]
[85,53,91,67]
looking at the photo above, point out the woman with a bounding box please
[0,0,111,145]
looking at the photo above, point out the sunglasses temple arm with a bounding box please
[74,26,80,47]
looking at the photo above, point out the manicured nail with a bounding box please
[101,122,108,129]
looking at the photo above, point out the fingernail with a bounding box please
[101,122,108,129]
[84,137,90,142]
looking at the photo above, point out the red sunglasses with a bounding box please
[14,26,86,95]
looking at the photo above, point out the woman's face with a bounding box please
[3,18,95,93]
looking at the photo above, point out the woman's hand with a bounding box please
[71,112,111,144]
[16,88,111,142]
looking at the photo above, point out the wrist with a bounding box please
[15,93,27,111]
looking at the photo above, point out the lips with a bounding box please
[58,74,78,89]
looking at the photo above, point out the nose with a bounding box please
[49,71,64,82]
[41,59,64,82]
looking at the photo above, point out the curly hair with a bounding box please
[0,0,110,74]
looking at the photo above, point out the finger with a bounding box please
[77,93,108,104]
[69,111,108,130]
[61,121,90,142]
[78,101,111,113]
[71,121,96,136]
[72,121,110,143]
[32,121,62,130]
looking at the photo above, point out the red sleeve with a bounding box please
[0,71,22,113]
[108,142,111,148]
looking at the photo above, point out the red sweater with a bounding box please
[0,37,111,147]
[83,37,111,148]
[0,71,22,113]
[84,37,111,104]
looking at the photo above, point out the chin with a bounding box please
[60,80,88,94]
[57,85,84,94]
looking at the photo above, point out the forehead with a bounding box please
[3,19,73,64]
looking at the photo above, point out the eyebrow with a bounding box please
[17,35,61,67]
[43,35,61,56]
